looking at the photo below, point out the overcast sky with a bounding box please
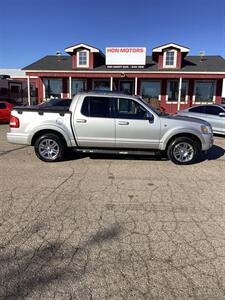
[0,0,225,68]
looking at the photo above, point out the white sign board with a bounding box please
[106,47,146,66]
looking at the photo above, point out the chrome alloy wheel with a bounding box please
[173,142,194,163]
[38,138,60,160]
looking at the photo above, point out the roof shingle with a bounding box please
[23,55,225,72]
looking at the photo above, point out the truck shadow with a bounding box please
[214,134,225,138]
[196,145,225,163]
[62,145,225,164]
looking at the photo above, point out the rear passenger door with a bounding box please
[73,96,115,147]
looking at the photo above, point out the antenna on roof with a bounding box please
[199,51,205,62]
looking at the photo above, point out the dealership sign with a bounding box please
[106,47,146,68]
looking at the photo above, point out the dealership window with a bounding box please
[194,80,216,103]
[72,79,86,96]
[93,79,110,91]
[77,50,89,67]
[141,81,161,100]
[119,81,134,95]
[44,78,63,99]
[167,80,188,102]
[11,85,20,93]
[9,83,22,101]
[163,50,177,68]
[0,87,8,97]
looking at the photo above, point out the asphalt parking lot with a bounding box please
[1,124,225,300]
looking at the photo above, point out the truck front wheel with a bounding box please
[167,137,200,165]
[34,133,66,162]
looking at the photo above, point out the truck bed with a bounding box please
[13,105,71,115]
[9,105,76,147]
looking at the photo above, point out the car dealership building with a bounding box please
[23,42,225,113]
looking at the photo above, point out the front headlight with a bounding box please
[201,125,212,134]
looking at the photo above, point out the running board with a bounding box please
[73,148,161,156]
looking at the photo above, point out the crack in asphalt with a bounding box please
[1,125,225,299]
[0,145,29,156]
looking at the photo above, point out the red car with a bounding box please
[0,101,14,123]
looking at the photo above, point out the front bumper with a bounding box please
[201,133,213,151]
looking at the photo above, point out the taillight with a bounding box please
[10,115,20,128]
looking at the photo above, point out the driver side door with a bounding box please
[114,98,161,149]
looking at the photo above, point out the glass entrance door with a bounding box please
[9,82,23,103]
[119,80,134,95]
[72,79,86,96]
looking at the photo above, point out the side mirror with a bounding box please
[219,112,225,117]
[146,111,154,123]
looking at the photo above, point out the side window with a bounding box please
[0,103,7,109]
[189,106,205,113]
[115,98,147,119]
[81,97,89,116]
[205,106,223,116]
[81,96,111,118]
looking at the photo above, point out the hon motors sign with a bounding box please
[106,47,146,68]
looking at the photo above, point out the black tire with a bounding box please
[34,133,66,162]
[167,137,200,165]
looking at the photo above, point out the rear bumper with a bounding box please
[7,132,30,145]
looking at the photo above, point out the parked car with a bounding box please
[0,101,14,123]
[7,92,213,165]
[177,104,225,135]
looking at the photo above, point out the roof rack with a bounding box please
[86,90,126,94]
[77,90,142,98]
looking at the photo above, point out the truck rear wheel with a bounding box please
[34,133,66,162]
[167,137,200,165]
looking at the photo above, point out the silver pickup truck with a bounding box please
[7,92,213,165]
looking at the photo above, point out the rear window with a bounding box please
[81,96,111,118]
[189,106,205,113]
[0,103,6,109]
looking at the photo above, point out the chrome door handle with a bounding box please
[118,121,129,125]
[76,119,87,123]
